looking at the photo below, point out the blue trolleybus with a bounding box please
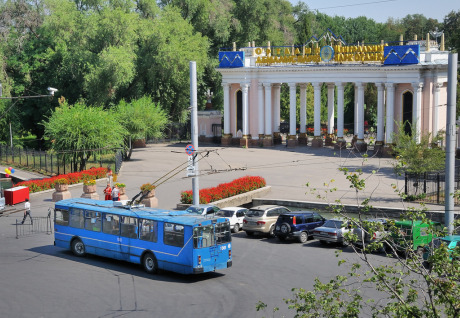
[54,198,232,274]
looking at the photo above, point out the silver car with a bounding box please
[242,205,291,237]
[312,218,352,246]
[353,218,390,253]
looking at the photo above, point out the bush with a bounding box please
[180,176,266,204]
[15,167,108,193]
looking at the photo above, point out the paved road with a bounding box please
[0,143,448,317]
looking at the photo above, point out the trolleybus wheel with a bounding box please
[143,252,158,274]
[71,238,86,257]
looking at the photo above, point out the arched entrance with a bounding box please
[402,91,413,135]
[236,90,242,133]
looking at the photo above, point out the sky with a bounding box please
[288,0,458,23]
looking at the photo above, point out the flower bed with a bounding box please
[180,176,266,204]
[15,167,108,193]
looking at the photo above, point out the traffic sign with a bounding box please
[186,155,195,177]
[185,144,195,155]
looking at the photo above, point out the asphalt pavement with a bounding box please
[0,142,454,318]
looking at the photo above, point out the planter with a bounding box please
[133,139,146,148]
[141,189,158,207]
[83,185,97,193]
[81,184,99,200]
[119,187,129,200]
[142,189,155,198]
[53,183,71,202]
[55,184,69,192]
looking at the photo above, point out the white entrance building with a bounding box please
[217,34,449,151]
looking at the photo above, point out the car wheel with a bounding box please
[142,252,158,274]
[280,223,290,234]
[416,246,424,259]
[71,238,86,257]
[298,231,308,243]
[341,240,349,247]
[233,223,239,233]
[245,231,254,237]
[268,225,275,238]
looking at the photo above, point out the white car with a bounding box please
[216,207,248,233]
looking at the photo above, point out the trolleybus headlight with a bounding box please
[198,255,201,266]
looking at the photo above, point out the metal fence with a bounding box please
[405,170,460,205]
[15,209,53,239]
[0,144,121,176]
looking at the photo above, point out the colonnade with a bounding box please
[222,80,428,148]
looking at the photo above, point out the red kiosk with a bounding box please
[4,186,29,205]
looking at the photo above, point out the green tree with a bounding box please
[115,96,169,160]
[43,98,126,171]
[392,123,445,175]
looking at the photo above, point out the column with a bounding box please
[263,82,273,144]
[258,82,265,139]
[335,82,345,146]
[376,83,385,145]
[432,81,441,137]
[299,83,307,144]
[241,83,250,138]
[273,83,281,144]
[289,83,297,136]
[288,82,297,147]
[385,83,395,144]
[354,84,358,138]
[223,83,231,136]
[412,82,423,143]
[312,82,323,147]
[356,82,365,141]
[327,83,335,135]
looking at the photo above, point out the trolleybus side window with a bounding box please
[85,211,102,232]
[121,217,138,239]
[140,219,158,242]
[164,223,184,247]
[69,208,85,229]
[215,222,231,244]
[102,214,120,235]
[55,209,69,226]
[193,225,214,248]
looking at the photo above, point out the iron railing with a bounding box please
[405,170,460,205]
[16,209,53,239]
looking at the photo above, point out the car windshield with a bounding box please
[216,210,234,217]
[186,206,204,214]
[246,209,265,217]
[323,220,343,228]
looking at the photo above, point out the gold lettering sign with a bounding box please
[254,44,385,66]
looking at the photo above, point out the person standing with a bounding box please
[21,198,32,225]
[112,185,119,201]
[103,184,112,200]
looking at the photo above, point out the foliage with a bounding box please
[180,176,266,204]
[258,156,460,317]
[42,98,126,171]
[115,182,126,188]
[115,96,168,160]
[14,167,108,193]
[392,123,445,175]
[83,179,96,186]
[140,183,155,192]
[54,178,68,185]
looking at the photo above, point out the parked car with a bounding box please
[353,218,390,253]
[391,220,442,256]
[216,207,248,233]
[243,205,291,237]
[312,218,352,246]
[185,204,220,217]
[423,235,460,264]
[273,211,325,243]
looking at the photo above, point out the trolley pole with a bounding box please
[445,53,457,236]
[190,61,199,205]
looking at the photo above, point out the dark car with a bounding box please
[274,211,326,243]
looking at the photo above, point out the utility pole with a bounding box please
[190,61,199,205]
[445,53,457,236]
